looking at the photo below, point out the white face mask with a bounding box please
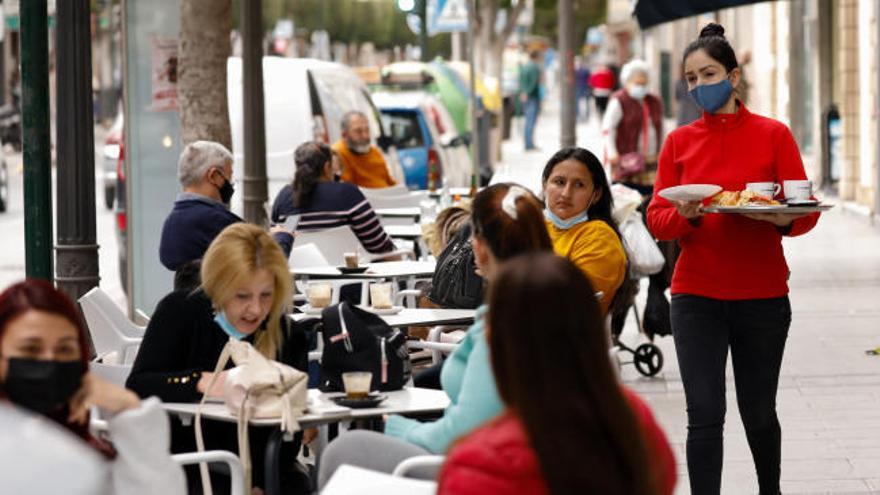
[628,84,648,100]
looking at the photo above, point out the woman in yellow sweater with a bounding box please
[542,147,627,315]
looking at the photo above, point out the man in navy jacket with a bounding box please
[158,141,292,277]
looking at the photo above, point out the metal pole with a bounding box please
[467,0,478,193]
[241,0,268,225]
[419,0,429,62]
[558,0,576,147]
[876,0,880,222]
[56,0,100,310]
[21,0,53,280]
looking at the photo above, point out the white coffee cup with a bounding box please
[746,182,781,199]
[783,180,813,201]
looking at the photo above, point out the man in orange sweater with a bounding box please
[333,111,397,189]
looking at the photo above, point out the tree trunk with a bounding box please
[179,0,232,148]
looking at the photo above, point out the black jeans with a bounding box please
[671,294,791,495]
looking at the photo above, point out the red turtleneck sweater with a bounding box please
[646,104,820,300]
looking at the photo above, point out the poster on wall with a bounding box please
[150,36,179,111]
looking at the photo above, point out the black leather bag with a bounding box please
[427,223,484,309]
[318,302,411,392]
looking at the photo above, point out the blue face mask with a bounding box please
[214,311,247,340]
[689,78,734,114]
[546,208,590,230]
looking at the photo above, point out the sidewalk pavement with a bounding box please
[497,91,880,494]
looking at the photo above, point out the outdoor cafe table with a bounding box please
[290,307,476,328]
[163,387,450,495]
[293,261,436,281]
[375,207,421,220]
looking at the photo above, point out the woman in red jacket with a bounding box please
[437,253,676,495]
[646,24,820,495]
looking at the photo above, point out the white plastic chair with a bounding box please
[173,451,246,495]
[359,184,409,197]
[79,287,144,364]
[405,324,467,364]
[365,191,429,209]
[292,226,414,265]
[391,455,446,480]
[90,359,133,387]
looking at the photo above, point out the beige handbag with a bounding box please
[195,338,308,494]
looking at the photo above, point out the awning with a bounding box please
[633,0,772,29]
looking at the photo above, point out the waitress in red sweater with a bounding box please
[437,253,676,495]
[647,24,819,495]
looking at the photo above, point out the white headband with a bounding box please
[501,186,529,220]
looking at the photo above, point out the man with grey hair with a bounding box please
[332,111,397,188]
[158,140,292,276]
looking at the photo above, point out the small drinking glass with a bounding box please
[369,282,393,309]
[342,371,372,399]
[306,282,332,309]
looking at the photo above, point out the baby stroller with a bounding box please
[608,185,672,377]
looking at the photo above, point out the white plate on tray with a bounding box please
[298,304,326,315]
[702,203,834,214]
[359,305,404,315]
[658,184,722,202]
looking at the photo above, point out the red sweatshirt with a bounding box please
[437,388,677,495]
[647,104,819,300]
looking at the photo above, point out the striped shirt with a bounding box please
[271,181,395,254]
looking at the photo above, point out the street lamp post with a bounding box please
[56,0,100,317]
[21,0,53,281]
[241,0,268,226]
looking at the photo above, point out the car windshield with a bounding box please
[380,111,424,149]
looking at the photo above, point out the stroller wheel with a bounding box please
[633,343,664,377]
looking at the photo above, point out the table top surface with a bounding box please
[293,260,436,279]
[163,387,450,427]
[291,307,476,328]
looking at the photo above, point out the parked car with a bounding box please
[101,112,123,210]
[227,57,402,209]
[371,90,472,189]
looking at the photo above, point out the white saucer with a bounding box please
[298,304,326,315]
[359,306,404,315]
[658,184,722,202]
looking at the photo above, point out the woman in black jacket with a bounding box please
[127,222,311,493]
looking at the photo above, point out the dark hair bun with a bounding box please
[699,23,725,39]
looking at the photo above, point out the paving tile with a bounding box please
[780,478,871,493]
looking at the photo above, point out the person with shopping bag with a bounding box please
[602,59,664,196]
[127,223,313,494]
[647,23,820,495]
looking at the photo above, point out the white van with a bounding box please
[226,57,403,213]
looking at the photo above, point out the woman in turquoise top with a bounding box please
[318,183,553,487]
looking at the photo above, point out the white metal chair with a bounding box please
[289,242,371,305]
[89,359,133,387]
[173,451,246,495]
[79,287,144,364]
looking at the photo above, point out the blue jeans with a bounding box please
[671,294,791,495]
[523,96,540,149]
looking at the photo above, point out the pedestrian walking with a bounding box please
[519,50,543,151]
[574,56,592,121]
[646,23,821,495]
[601,58,663,196]
[588,62,615,119]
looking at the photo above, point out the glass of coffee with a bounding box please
[306,282,332,309]
[343,252,359,268]
[342,371,372,399]
[370,282,393,309]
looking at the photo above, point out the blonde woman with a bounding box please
[127,222,310,493]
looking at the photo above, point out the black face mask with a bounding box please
[218,177,235,205]
[3,358,83,414]
[333,172,342,183]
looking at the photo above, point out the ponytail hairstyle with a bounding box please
[683,23,739,72]
[541,147,622,240]
[471,183,553,261]
[488,253,655,495]
[291,141,332,208]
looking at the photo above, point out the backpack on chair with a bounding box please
[319,302,411,392]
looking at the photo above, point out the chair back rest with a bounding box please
[365,191,428,209]
[289,242,331,269]
[89,360,133,387]
[292,226,365,266]
[79,287,144,362]
[359,184,408,197]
